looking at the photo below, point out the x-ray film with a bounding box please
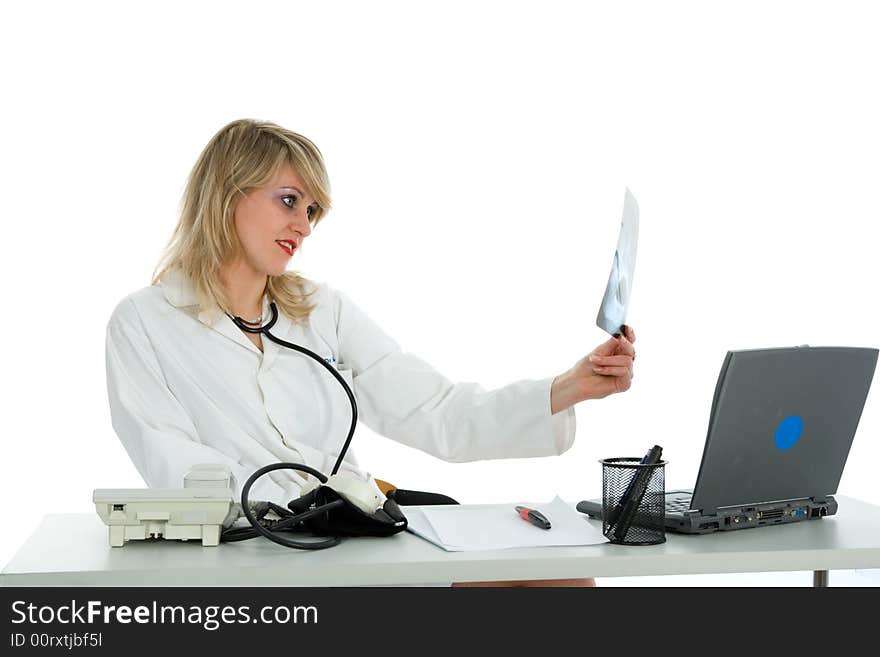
[596,189,639,336]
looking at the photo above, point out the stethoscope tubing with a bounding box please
[239,461,343,550]
[224,302,364,550]
[230,302,357,476]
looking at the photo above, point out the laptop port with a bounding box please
[756,509,783,520]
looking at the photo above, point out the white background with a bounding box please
[1,1,878,586]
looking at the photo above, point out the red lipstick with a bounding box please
[276,240,296,256]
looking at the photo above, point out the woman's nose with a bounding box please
[290,208,312,237]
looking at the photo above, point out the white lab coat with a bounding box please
[105,268,576,506]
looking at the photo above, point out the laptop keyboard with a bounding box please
[665,494,692,512]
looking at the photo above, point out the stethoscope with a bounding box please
[224,302,360,549]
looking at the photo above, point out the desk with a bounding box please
[3,496,880,587]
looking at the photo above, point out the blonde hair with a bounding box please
[153,118,332,323]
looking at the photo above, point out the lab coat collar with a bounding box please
[159,267,291,359]
[159,266,199,307]
[159,267,228,327]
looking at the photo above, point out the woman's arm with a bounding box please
[326,286,576,462]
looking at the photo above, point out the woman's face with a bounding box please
[231,161,317,277]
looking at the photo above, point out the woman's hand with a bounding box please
[551,325,636,414]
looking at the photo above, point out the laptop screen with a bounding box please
[690,346,878,514]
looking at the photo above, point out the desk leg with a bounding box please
[813,570,829,588]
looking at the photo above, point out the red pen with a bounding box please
[515,505,551,530]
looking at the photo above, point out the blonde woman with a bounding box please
[105,118,637,587]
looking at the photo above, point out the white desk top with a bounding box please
[3,495,880,586]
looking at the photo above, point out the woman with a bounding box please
[105,118,636,586]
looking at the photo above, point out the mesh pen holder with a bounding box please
[601,457,666,546]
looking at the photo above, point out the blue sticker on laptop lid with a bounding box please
[774,415,804,451]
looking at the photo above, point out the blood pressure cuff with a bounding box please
[286,486,459,538]
[292,486,409,538]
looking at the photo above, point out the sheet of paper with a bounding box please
[404,496,607,551]
[596,188,639,335]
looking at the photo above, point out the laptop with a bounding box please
[577,346,878,534]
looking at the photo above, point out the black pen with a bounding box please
[605,445,659,530]
[515,506,551,530]
[612,445,663,541]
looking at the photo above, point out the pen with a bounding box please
[515,506,551,530]
[611,445,663,542]
[605,445,659,530]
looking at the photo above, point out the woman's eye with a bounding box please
[281,195,298,209]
